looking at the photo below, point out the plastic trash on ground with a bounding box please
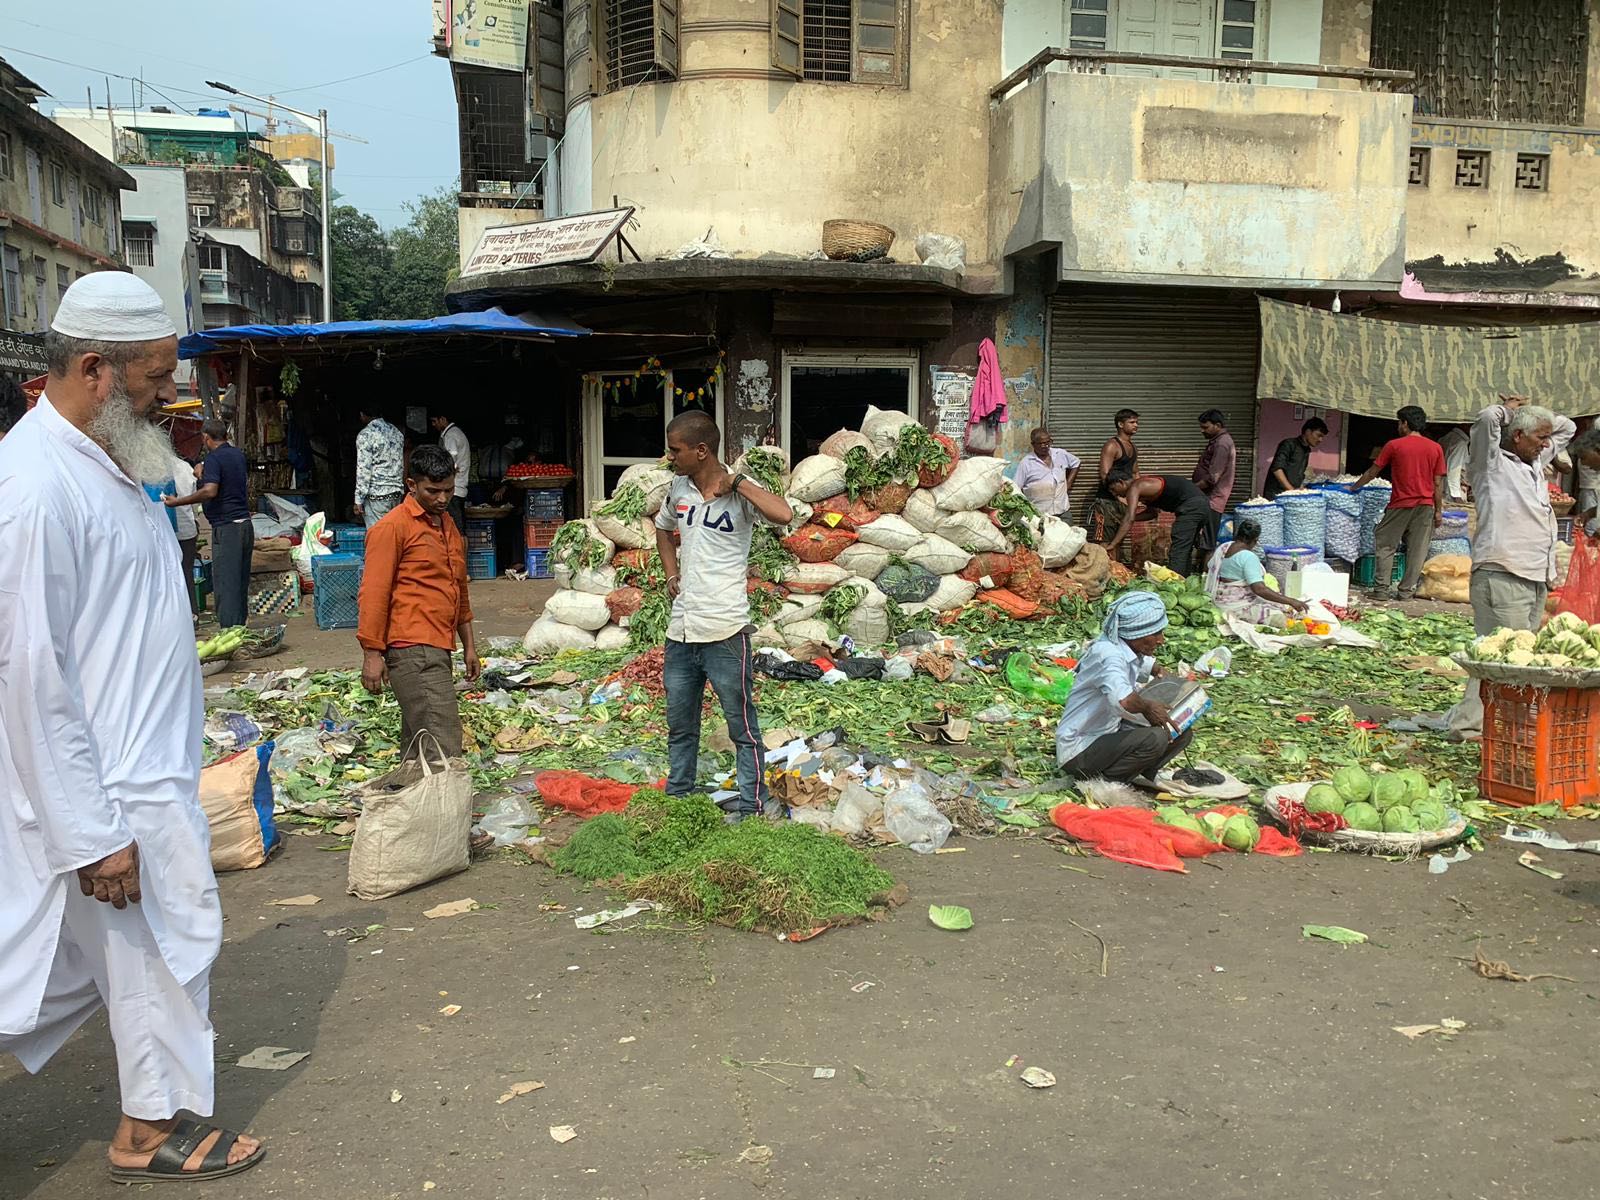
[478,795,540,846]
[832,782,885,836]
[882,783,952,853]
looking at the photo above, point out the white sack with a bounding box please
[783,561,851,592]
[904,533,972,576]
[833,543,891,579]
[819,429,872,460]
[936,510,1008,554]
[552,563,618,596]
[855,513,921,553]
[789,454,848,503]
[926,575,978,612]
[545,589,613,631]
[773,593,825,627]
[524,614,598,654]
[783,619,834,647]
[594,512,648,549]
[861,406,921,456]
[932,457,1008,512]
[902,489,943,533]
[594,624,631,650]
[1037,515,1089,569]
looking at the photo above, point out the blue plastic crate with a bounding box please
[524,548,553,579]
[522,489,565,519]
[465,518,497,549]
[310,553,363,630]
[328,522,366,556]
[467,548,498,580]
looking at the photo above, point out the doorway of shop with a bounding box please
[780,352,916,458]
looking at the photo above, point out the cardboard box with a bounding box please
[1287,567,1350,607]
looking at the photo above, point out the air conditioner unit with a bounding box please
[190,204,212,222]
[288,239,304,252]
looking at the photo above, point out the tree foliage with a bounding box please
[329,185,460,322]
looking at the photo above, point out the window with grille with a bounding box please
[0,132,11,180]
[1,247,21,326]
[55,264,69,300]
[49,163,64,206]
[603,0,677,91]
[1068,0,1109,50]
[803,0,852,80]
[1371,0,1587,124]
[1454,149,1489,188]
[1408,147,1431,186]
[771,0,907,85]
[124,224,155,267]
[84,186,103,225]
[1515,153,1549,191]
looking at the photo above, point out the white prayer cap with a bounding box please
[51,271,177,341]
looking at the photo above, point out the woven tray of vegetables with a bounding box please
[1455,614,1600,688]
[1263,777,1467,855]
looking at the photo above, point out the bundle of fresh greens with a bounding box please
[740,447,788,495]
[595,483,648,523]
[550,521,611,572]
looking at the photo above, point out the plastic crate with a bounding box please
[1557,517,1575,544]
[310,553,364,630]
[524,518,563,549]
[1479,682,1600,809]
[524,548,553,579]
[465,518,497,550]
[523,488,566,519]
[467,548,498,580]
[247,570,301,617]
[1353,553,1406,587]
[328,523,366,555]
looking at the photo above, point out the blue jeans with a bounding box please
[665,632,768,815]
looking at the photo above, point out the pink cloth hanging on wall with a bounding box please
[969,337,1006,424]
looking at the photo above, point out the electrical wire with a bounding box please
[276,55,433,96]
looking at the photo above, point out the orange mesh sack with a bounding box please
[979,588,1040,620]
[782,525,858,563]
[862,481,911,514]
[1552,525,1600,624]
[534,771,640,816]
[811,494,881,531]
[1007,547,1046,601]
[959,552,1013,588]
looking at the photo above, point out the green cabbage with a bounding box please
[1219,814,1260,852]
[1372,774,1407,810]
[1155,805,1205,837]
[1305,783,1345,814]
[1382,806,1419,834]
[1395,769,1429,805]
[1342,802,1382,832]
[1332,765,1372,804]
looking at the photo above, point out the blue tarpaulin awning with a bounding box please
[178,306,589,359]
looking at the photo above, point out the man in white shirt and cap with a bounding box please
[0,272,264,1183]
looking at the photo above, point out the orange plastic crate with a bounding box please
[524,518,564,549]
[1478,682,1600,809]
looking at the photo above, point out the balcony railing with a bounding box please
[991,48,1414,101]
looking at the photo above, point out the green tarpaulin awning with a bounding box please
[1257,297,1600,421]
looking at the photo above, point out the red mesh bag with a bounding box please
[959,552,1013,587]
[1007,547,1046,601]
[917,433,961,488]
[533,771,641,816]
[1552,525,1600,624]
[746,578,787,598]
[1049,803,1299,872]
[862,481,911,514]
[782,525,858,563]
[605,587,644,621]
[810,493,881,531]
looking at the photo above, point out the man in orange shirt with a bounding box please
[356,445,481,758]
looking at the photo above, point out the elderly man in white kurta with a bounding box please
[0,273,263,1183]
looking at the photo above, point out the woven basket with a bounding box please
[1452,652,1600,690]
[822,219,895,262]
[1263,782,1467,857]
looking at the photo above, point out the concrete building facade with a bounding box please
[0,59,130,336]
[443,0,1600,514]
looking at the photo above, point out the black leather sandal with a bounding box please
[109,1117,265,1185]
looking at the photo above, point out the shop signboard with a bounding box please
[460,207,634,276]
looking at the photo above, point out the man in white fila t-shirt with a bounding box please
[653,412,793,821]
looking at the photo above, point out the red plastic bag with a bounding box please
[918,433,961,488]
[1552,525,1600,624]
[1007,547,1046,601]
[533,771,639,816]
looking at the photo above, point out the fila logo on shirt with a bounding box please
[676,502,736,533]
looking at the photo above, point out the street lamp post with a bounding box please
[206,81,333,323]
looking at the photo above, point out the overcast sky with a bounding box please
[5,2,459,227]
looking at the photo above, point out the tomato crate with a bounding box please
[524,518,563,549]
[1478,682,1600,809]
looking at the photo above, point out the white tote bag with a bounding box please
[347,733,473,900]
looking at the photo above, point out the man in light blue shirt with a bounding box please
[1056,592,1193,780]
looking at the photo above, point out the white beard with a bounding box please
[88,384,174,485]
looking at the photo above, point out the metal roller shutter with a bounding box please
[1046,289,1261,518]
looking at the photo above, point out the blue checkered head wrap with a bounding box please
[1101,591,1169,644]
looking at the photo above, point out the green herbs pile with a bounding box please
[553,790,897,930]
